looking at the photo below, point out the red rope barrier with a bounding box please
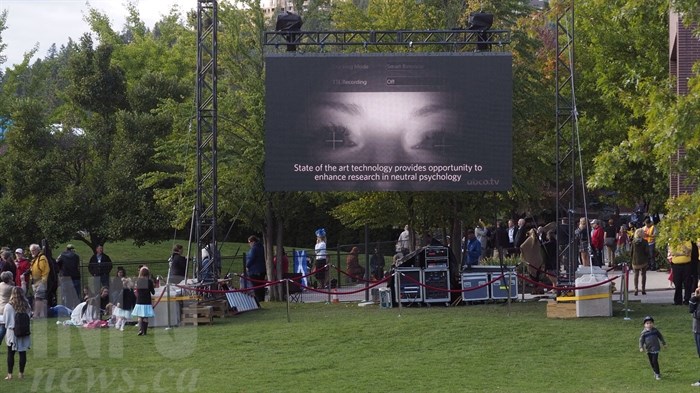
[291,273,394,295]
[516,272,620,291]
[152,286,167,308]
[331,264,377,284]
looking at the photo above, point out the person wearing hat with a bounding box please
[639,315,667,380]
[314,229,328,288]
[56,244,81,309]
[12,249,30,293]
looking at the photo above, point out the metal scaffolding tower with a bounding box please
[555,0,582,284]
[196,0,219,282]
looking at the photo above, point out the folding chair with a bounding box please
[283,273,303,302]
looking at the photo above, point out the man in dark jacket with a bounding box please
[169,244,187,285]
[88,245,113,292]
[57,244,81,308]
[246,236,266,303]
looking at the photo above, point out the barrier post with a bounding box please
[285,279,291,323]
[327,264,332,304]
[622,263,632,320]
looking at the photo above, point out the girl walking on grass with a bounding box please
[4,287,31,380]
[132,267,155,336]
[639,315,666,380]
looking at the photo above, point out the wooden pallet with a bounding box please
[199,300,230,318]
[181,305,214,326]
[546,300,576,319]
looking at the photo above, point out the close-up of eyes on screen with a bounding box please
[303,92,462,163]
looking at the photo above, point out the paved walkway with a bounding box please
[291,269,686,305]
[610,269,680,305]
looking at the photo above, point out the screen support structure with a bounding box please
[555,0,588,286]
[196,0,219,283]
[263,29,510,50]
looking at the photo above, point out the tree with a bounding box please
[0,7,191,252]
[0,10,7,68]
[579,0,671,214]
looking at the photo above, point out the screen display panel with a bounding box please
[265,52,512,191]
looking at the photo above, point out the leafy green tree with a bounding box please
[0,10,7,68]
[579,0,671,213]
[0,7,192,252]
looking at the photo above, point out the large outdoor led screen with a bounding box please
[265,53,512,191]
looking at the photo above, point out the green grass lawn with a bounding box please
[11,300,700,392]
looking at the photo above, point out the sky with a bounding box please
[1,0,195,69]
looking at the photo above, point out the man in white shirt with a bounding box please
[397,225,410,255]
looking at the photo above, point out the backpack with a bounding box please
[14,312,31,337]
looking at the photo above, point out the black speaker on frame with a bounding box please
[467,12,494,51]
[276,11,303,52]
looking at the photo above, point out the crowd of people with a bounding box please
[0,242,166,381]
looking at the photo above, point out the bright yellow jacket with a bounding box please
[670,241,692,264]
[31,253,50,284]
[644,225,658,244]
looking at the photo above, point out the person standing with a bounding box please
[669,240,694,305]
[56,244,81,309]
[0,251,16,281]
[506,219,516,256]
[463,229,481,268]
[575,218,591,267]
[590,220,605,267]
[28,244,49,319]
[132,266,155,336]
[616,225,629,255]
[4,287,31,380]
[639,315,667,381]
[396,225,410,255]
[246,236,266,303]
[643,218,659,270]
[604,219,617,266]
[513,219,528,255]
[113,278,136,331]
[474,219,489,261]
[169,244,187,285]
[630,228,649,296]
[88,245,113,292]
[369,247,385,281]
[494,220,509,259]
[13,249,30,293]
[689,287,700,387]
[314,229,328,289]
[0,272,14,347]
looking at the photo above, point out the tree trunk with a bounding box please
[264,199,275,302]
[407,194,415,252]
[271,216,285,301]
